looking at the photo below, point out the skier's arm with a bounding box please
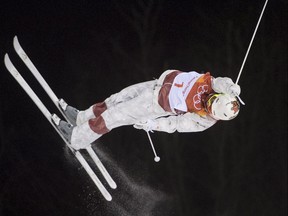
[134,113,217,133]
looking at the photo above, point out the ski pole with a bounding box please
[146,131,160,162]
[236,0,269,84]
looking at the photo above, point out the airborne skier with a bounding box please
[57,69,241,150]
[4,0,268,202]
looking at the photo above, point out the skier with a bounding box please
[58,69,241,150]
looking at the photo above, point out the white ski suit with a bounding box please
[70,70,239,150]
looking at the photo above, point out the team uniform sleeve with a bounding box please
[151,113,217,133]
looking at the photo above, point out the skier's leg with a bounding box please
[76,80,156,125]
[70,80,163,150]
[89,82,166,133]
[76,105,95,125]
[104,81,155,107]
[70,121,103,150]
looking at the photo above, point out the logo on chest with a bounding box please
[192,85,209,110]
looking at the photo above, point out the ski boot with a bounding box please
[52,114,74,143]
[58,98,79,126]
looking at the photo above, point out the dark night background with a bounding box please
[0,0,287,216]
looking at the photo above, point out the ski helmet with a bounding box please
[205,93,240,120]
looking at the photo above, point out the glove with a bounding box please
[212,77,241,97]
[226,83,241,97]
[133,119,157,132]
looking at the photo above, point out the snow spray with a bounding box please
[81,145,173,216]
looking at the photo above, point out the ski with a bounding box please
[86,146,117,189]
[4,54,112,201]
[12,36,69,123]
[4,38,115,201]
[13,36,117,191]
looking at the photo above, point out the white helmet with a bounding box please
[205,93,240,120]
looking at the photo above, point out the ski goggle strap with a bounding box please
[205,93,220,114]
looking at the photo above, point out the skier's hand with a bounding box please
[226,83,241,97]
[133,119,157,132]
[212,77,241,97]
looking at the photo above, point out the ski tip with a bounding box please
[4,53,10,66]
[106,195,112,202]
[13,35,20,50]
[111,183,117,189]
[4,53,8,61]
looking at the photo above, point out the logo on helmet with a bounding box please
[231,100,240,114]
